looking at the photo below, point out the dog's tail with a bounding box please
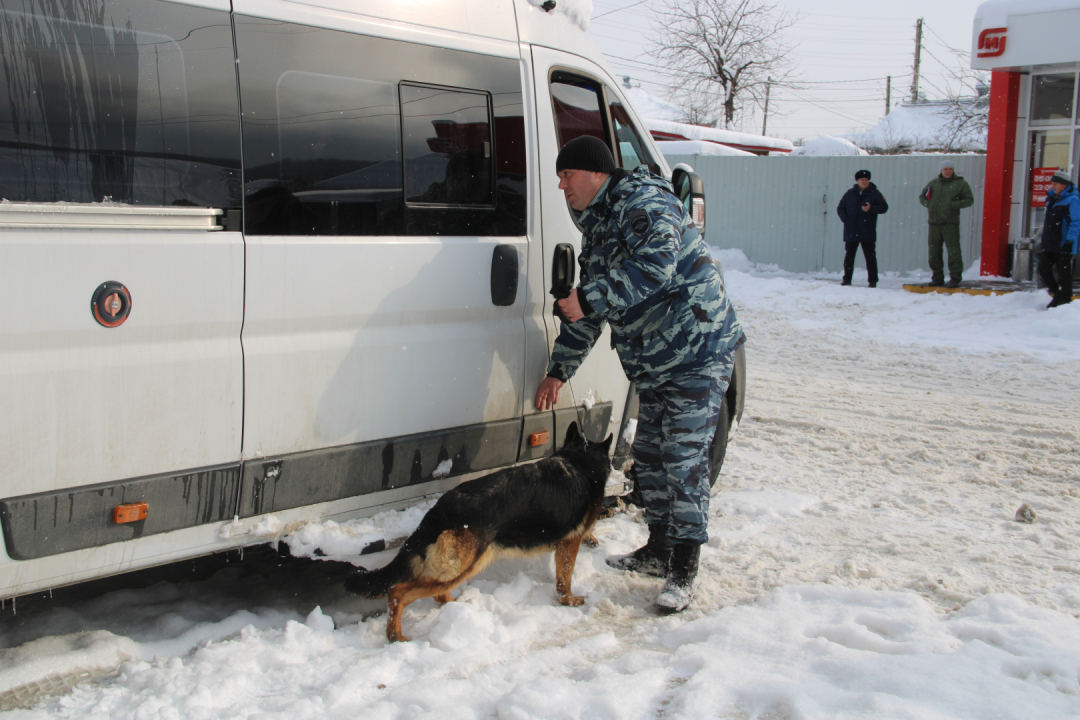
[344,548,414,598]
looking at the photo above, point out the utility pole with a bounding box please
[762,77,772,135]
[911,18,923,103]
[886,75,891,115]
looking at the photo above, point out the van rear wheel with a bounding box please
[708,394,731,488]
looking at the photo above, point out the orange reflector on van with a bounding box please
[113,502,148,524]
[529,431,550,447]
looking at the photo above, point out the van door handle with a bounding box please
[490,244,518,306]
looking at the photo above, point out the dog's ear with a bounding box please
[564,422,583,447]
[600,433,614,454]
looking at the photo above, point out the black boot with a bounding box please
[655,542,700,615]
[606,524,672,578]
[1048,295,1072,308]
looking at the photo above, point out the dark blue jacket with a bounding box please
[837,182,888,244]
[1041,184,1080,255]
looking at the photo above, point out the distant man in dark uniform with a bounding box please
[836,169,889,287]
[534,136,745,614]
[919,160,975,288]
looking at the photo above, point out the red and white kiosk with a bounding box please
[972,1,1080,277]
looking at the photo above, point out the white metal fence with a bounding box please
[665,154,986,276]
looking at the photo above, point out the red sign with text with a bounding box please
[1031,167,1057,207]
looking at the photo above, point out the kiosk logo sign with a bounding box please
[977,27,1007,58]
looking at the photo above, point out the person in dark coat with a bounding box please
[1039,168,1080,308]
[836,169,889,287]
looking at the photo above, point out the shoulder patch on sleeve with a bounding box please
[628,207,651,237]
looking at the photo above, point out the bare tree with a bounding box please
[935,51,989,152]
[650,0,799,131]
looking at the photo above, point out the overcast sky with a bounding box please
[590,0,988,142]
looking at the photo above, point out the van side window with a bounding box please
[550,72,610,151]
[234,17,526,237]
[0,0,241,208]
[402,84,493,207]
[608,93,661,175]
[235,17,403,237]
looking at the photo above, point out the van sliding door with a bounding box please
[233,11,529,515]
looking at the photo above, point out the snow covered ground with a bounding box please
[3,254,1080,719]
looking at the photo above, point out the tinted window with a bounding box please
[0,0,241,208]
[235,17,525,236]
[1031,73,1075,126]
[551,72,608,148]
[608,94,661,175]
[402,84,493,207]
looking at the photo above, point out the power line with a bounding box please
[591,0,649,20]
[922,23,969,57]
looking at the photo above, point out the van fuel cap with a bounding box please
[91,281,132,328]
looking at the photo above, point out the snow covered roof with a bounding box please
[976,0,1080,24]
[621,85,794,155]
[845,102,987,153]
[643,118,793,155]
[622,86,685,123]
[655,140,755,158]
[789,136,868,157]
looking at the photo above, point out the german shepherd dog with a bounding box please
[345,423,613,642]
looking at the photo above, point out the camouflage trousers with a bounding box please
[633,358,733,545]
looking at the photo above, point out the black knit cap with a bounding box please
[556,135,616,174]
[854,169,871,180]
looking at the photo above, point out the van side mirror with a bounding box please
[671,167,706,238]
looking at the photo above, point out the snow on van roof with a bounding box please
[523,0,593,31]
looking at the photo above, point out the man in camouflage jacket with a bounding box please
[534,136,746,614]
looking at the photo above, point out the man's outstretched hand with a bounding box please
[535,376,565,411]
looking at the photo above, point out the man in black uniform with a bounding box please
[836,169,889,287]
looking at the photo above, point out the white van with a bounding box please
[0,0,746,600]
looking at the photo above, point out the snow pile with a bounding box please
[789,135,869,156]
[4,265,1080,719]
[282,498,437,563]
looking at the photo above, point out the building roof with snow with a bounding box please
[622,84,794,156]
[655,140,755,158]
[845,101,987,154]
[789,136,869,157]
